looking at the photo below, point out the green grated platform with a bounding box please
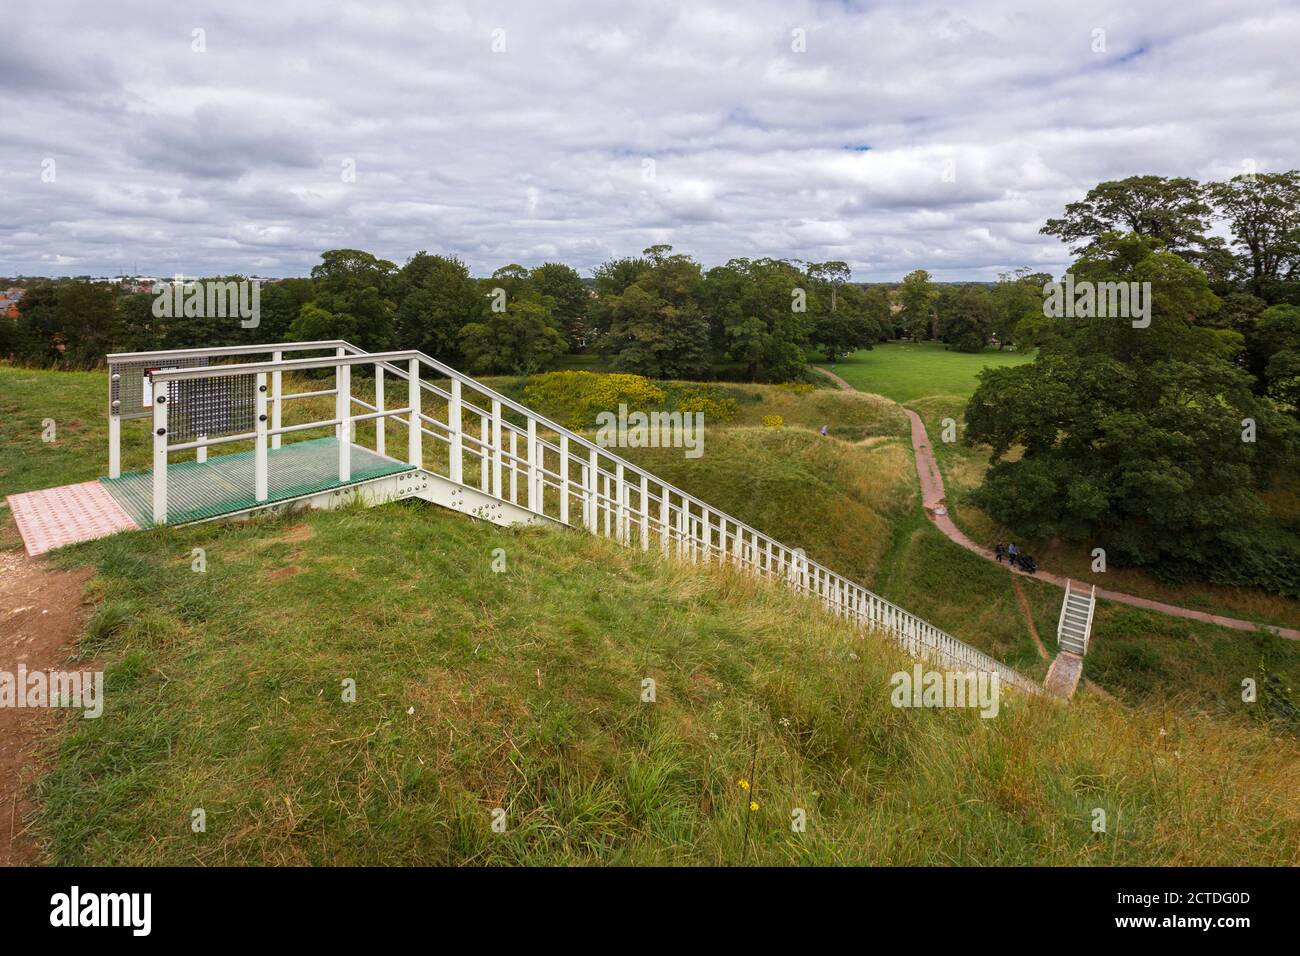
[100,436,415,527]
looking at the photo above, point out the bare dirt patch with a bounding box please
[0,547,95,866]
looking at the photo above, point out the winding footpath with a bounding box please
[815,366,1300,642]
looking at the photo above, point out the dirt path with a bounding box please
[0,547,95,866]
[1011,576,1050,661]
[814,365,1299,641]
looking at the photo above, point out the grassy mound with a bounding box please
[38,503,1300,865]
[616,425,914,587]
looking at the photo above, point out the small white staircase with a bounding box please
[1056,580,1095,656]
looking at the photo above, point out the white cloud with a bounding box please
[1,0,1296,280]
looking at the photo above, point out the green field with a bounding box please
[817,341,1034,403]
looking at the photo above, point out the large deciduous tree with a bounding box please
[1041,175,1213,262]
[702,257,815,380]
[965,234,1298,592]
[898,269,938,339]
[1206,171,1300,299]
[291,249,396,352]
[391,252,484,362]
[936,286,995,353]
[458,293,566,375]
[530,262,589,349]
[601,248,711,379]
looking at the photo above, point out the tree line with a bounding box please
[0,247,905,381]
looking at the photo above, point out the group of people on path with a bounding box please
[994,542,1036,574]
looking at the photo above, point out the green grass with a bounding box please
[0,366,140,500]
[36,503,1300,865]
[817,341,1034,403]
[6,364,1300,865]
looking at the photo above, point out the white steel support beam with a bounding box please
[374,364,385,457]
[255,372,269,502]
[527,418,539,512]
[151,380,168,525]
[108,413,121,479]
[492,401,503,500]
[407,358,422,469]
[659,484,670,556]
[559,435,570,525]
[448,378,462,483]
[271,349,283,450]
[639,474,649,551]
[615,463,626,545]
[510,431,519,503]
[336,362,351,482]
[334,346,346,442]
[585,449,597,531]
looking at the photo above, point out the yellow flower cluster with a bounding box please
[522,371,666,429]
[761,415,784,428]
[674,390,738,421]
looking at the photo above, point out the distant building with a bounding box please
[0,287,25,318]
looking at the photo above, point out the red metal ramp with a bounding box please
[6,481,140,557]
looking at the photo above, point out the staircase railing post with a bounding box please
[480,416,490,493]
[255,372,269,502]
[271,349,283,450]
[336,362,351,482]
[639,474,649,550]
[334,346,346,442]
[492,400,503,499]
[448,378,461,482]
[559,435,569,524]
[659,484,670,556]
[151,379,168,525]
[510,431,519,503]
[108,408,121,479]
[615,463,626,544]
[585,449,597,531]
[527,418,538,512]
[681,505,690,558]
[602,473,612,536]
[407,358,422,468]
[374,364,385,457]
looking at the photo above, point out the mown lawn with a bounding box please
[815,341,1034,403]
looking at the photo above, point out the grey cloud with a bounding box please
[1,0,1296,280]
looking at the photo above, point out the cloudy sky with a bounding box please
[2,0,1297,281]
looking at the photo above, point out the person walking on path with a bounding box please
[1007,542,1019,568]
[820,424,828,437]
[994,543,1005,563]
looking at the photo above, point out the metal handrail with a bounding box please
[124,340,1044,695]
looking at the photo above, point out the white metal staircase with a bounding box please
[91,339,1044,696]
[1056,580,1096,656]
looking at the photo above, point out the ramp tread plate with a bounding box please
[6,480,140,556]
[100,437,414,527]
